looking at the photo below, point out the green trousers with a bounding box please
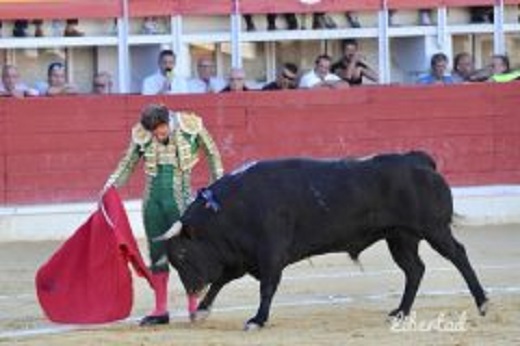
[143,165,180,273]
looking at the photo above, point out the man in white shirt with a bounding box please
[188,57,226,93]
[142,50,188,95]
[299,54,349,89]
[0,64,39,98]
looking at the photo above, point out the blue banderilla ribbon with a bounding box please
[199,188,221,212]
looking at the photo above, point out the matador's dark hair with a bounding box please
[140,104,170,131]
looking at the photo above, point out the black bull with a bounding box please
[160,151,488,329]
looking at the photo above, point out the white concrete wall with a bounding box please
[0,185,519,243]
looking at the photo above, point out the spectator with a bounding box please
[388,9,432,26]
[33,19,44,37]
[243,15,256,32]
[312,13,337,29]
[452,52,475,83]
[418,9,433,25]
[262,63,299,91]
[142,17,160,34]
[188,57,226,93]
[220,68,250,92]
[142,49,188,95]
[332,39,378,86]
[488,55,520,82]
[13,20,29,37]
[490,54,510,76]
[299,54,349,89]
[267,14,299,31]
[64,18,83,37]
[345,12,361,28]
[36,62,78,96]
[470,7,493,24]
[417,53,454,85]
[0,64,39,97]
[92,71,113,94]
[244,14,299,31]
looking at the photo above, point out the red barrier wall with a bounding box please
[0,83,519,206]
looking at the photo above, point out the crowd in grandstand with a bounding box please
[1,40,518,98]
[1,5,519,97]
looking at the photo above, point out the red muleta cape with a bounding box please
[36,187,154,324]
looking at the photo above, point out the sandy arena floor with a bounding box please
[0,224,519,345]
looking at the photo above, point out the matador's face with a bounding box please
[153,123,170,144]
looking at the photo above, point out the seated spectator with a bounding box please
[142,49,188,95]
[92,71,113,94]
[299,55,349,89]
[345,12,361,28]
[417,53,454,85]
[388,9,432,26]
[312,13,337,29]
[332,39,378,86]
[63,18,84,37]
[188,57,226,93]
[470,7,493,24]
[490,54,510,76]
[243,15,256,32]
[0,64,39,97]
[262,63,299,91]
[36,62,78,96]
[266,14,298,30]
[220,68,250,92]
[489,55,520,82]
[244,14,299,31]
[452,52,475,83]
[142,17,160,35]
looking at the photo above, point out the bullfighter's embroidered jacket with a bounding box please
[105,111,224,213]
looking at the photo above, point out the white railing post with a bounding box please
[378,0,390,84]
[493,0,505,55]
[117,0,130,93]
[230,0,242,68]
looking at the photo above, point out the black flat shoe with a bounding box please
[139,313,170,326]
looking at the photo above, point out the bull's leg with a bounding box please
[426,229,488,315]
[386,234,424,318]
[194,270,244,322]
[245,271,282,330]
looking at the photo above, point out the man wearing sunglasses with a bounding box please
[262,63,299,91]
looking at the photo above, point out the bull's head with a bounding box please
[164,233,210,296]
[155,187,224,296]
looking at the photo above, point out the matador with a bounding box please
[103,103,223,326]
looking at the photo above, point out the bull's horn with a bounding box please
[153,221,183,241]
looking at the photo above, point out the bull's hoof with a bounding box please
[191,308,211,322]
[478,299,490,316]
[243,321,263,331]
[387,308,407,320]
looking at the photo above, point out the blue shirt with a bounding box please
[417,74,455,85]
